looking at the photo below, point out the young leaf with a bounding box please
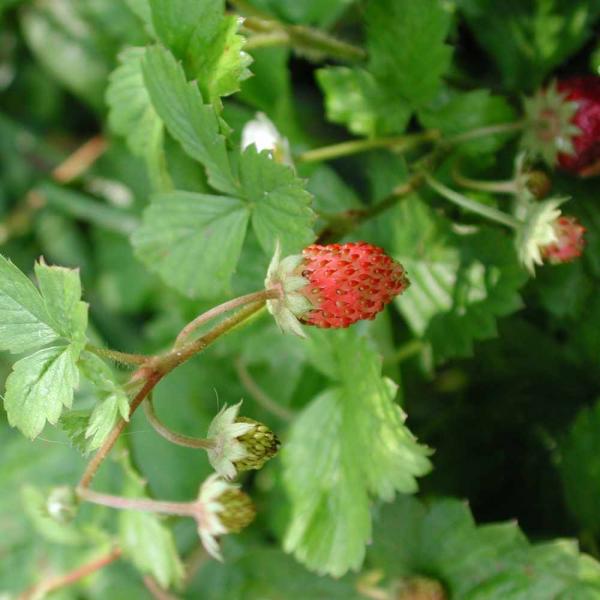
[392,195,527,363]
[106,47,171,191]
[187,14,252,108]
[282,328,431,576]
[4,344,81,439]
[366,0,453,108]
[369,495,600,598]
[119,453,184,589]
[142,45,238,195]
[132,191,250,298]
[238,146,315,255]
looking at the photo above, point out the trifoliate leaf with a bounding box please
[4,343,81,439]
[418,89,518,156]
[369,495,600,598]
[366,0,453,108]
[132,191,250,298]
[119,453,184,589]
[392,195,527,363]
[106,47,171,191]
[282,328,431,577]
[238,146,315,255]
[459,0,600,91]
[142,45,237,195]
[316,67,412,137]
[558,398,600,535]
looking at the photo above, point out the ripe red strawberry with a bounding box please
[523,77,600,176]
[265,241,409,336]
[556,77,600,176]
[541,216,586,264]
[299,242,409,328]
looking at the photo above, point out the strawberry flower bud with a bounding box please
[515,197,585,273]
[265,241,409,336]
[206,401,279,480]
[192,474,255,561]
[46,486,78,524]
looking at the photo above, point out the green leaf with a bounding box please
[187,14,252,108]
[106,47,171,191]
[459,0,600,91]
[369,495,600,598]
[149,0,222,60]
[132,191,250,298]
[142,45,237,194]
[85,393,128,451]
[0,256,88,354]
[558,398,600,534]
[317,67,412,137]
[239,146,315,255]
[119,453,184,589]
[0,256,60,354]
[418,89,518,156]
[366,0,453,108]
[392,195,527,363]
[4,344,81,439]
[59,410,92,455]
[34,261,88,342]
[282,328,431,576]
[244,0,356,27]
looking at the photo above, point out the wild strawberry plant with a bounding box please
[2,0,600,598]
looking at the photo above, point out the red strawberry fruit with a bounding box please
[523,76,600,177]
[541,216,586,264]
[265,241,409,336]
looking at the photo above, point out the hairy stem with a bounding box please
[78,488,197,517]
[384,339,424,365]
[452,165,517,195]
[86,344,151,366]
[144,397,215,450]
[78,301,266,490]
[442,120,526,146]
[19,547,122,600]
[425,174,520,229]
[175,289,277,348]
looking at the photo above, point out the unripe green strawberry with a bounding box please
[265,241,409,336]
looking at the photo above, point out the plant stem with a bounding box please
[86,344,151,366]
[234,358,295,421]
[78,487,197,517]
[52,135,107,184]
[425,174,520,229]
[143,575,181,600]
[297,130,439,164]
[78,301,267,490]
[19,547,122,600]
[244,31,291,50]
[384,339,424,365]
[144,397,215,450]
[452,165,517,195]
[442,120,525,146]
[175,289,277,348]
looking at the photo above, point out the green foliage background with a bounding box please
[2,0,600,598]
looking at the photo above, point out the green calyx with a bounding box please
[234,416,281,472]
[522,81,581,166]
[217,488,256,533]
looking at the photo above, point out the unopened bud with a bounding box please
[396,577,447,600]
[234,417,280,473]
[46,486,78,524]
[525,170,552,199]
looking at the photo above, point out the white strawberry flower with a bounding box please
[241,112,293,165]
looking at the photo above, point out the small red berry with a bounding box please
[556,77,600,176]
[298,242,409,329]
[541,216,586,264]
